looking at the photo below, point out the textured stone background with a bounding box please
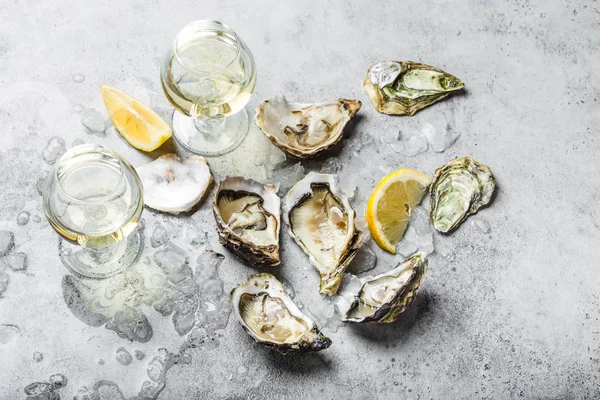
[1,0,600,399]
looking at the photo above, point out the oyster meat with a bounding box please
[255,96,361,159]
[429,157,496,233]
[137,154,212,214]
[284,172,363,296]
[213,177,280,267]
[364,61,464,115]
[343,252,427,323]
[231,273,332,354]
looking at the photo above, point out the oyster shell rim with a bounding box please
[254,96,362,160]
[212,176,281,267]
[363,60,464,116]
[283,172,364,296]
[230,273,332,354]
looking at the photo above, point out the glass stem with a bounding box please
[84,239,126,265]
[194,117,225,139]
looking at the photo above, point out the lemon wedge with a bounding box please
[101,85,171,152]
[366,169,431,254]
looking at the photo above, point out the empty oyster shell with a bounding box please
[137,154,212,214]
[429,157,496,233]
[284,172,363,296]
[343,252,427,323]
[213,177,280,267]
[364,61,464,115]
[255,96,361,159]
[231,273,332,354]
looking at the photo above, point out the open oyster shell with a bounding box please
[364,61,464,115]
[429,157,496,233]
[213,177,280,267]
[343,252,427,323]
[231,273,332,354]
[136,154,212,214]
[283,172,363,296]
[255,96,361,159]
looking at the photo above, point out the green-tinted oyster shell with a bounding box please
[429,157,496,233]
[363,61,464,115]
[344,253,427,323]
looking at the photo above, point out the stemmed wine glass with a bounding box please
[161,20,256,156]
[43,144,144,278]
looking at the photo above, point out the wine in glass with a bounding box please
[43,144,144,278]
[161,20,257,156]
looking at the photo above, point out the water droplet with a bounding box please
[16,211,30,226]
[0,231,14,256]
[81,108,106,133]
[4,252,27,272]
[33,352,43,362]
[72,73,85,83]
[115,347,133,365]
[471,218,491,234]
[32,215,41,223]
[73,104,85,113]
[42,137,66,165]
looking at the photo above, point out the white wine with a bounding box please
[44,147,143,249]
[161,29,256,119]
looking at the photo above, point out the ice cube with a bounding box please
[150,223,168,248]
[397,226,418,257]
[153,245,192,284]
[105,306,153,343]
[339,181,357,201]
[24,382,51,396]
[16,211,30,226]
[81,108,106,133]
[4,252,27,271]
[321,157,342,174]
[42,137,66,165]
[33,352,44,362]
[0,231,14,256]
[277,162,305,193]
[421,119,459,153]
[71,138,85,147]
[172,311,197,336]
[471,218,491,234]
[32,215,41,223]
[279,277,296,299]
[0,272,10,295]
[389,131,428,156]
[194,251,224,282]
[347,245,377,275]
[135,350,145,360]
[49,373,68,389]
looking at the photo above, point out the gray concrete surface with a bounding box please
[1,0,600,398]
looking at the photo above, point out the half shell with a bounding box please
[364,61,464,115]
[213,177,280,267]
[137,154,212,214]
[429,157,496,233]
[284,172,363,296]
[255,96,361,159]
[231,273,332,354]
[344,252,427,323]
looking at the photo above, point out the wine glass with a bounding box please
[43,144,144,278]
[161,20,257,156]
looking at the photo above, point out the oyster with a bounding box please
[231,273,332,354]
[344,252,427,323]
[284,172,363,296]
[255,96,361,159]
[213,177,280,267]
[429,157,496,233]
[137,154,212,214]
[363,61,464,115]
